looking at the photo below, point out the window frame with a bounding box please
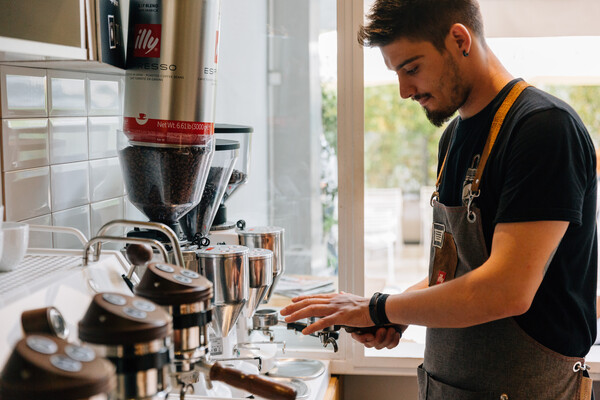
[330,0,600,379]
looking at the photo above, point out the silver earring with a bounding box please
[463,50,469,57]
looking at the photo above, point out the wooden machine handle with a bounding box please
[209,362,297,400]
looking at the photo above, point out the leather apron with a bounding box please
[418,81,593,400]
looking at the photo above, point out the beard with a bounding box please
[420,54,470,127]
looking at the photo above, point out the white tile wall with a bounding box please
[87,74,122,116]
[48,71,87,117]
[4,167,51,221]
[88,116,120,159]
[91,198,124,250]
[0,66,47,118]
[0,66,128,249]
[1,119,49,171]
[52,205,91,249]
[50,162,90,212]
[22,214,53,249]
[49,117,88,164]
[89,157,124,202]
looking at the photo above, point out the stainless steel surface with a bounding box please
[197,245,249,337]
[114,366,170,400]
[237,227,284,303]
[94,220,184,267]
[266,359,325,380]
[88,340,172,400]
[167,301,211,372]
[252,309,279,329]
[244,248,273,317]
[123,0,221,146]
[83,236,169,267]
[92,339,170,359]
[29,224,88,246]
[266,377,310,399]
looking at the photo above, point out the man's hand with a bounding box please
[350,326,406,350]
[280,292,372,335]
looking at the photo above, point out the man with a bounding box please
[281,0,598,398]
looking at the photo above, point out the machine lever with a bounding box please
[209,362,296,400]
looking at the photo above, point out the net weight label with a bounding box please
[209,333,223,355]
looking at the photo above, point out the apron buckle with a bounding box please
[573,361,590,373]
[430,190,440,207]
[466,189,480,223]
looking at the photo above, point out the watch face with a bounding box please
[48,308,69,339]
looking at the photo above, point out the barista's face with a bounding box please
[381,37,471,127]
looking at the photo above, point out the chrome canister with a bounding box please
[197,245,249,337]
[244,248,273,318]
[78,293,173,400]
[134,262,213,372]
[124,0,221,145]
[0,334,115,400]
[237,227,284,303]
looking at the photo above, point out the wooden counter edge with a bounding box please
[323,376,341,400]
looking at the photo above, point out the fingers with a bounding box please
[350,332,376,348]
[280,298,333,318]
[351,327,400,350]
[291,293,338,303]
[301,315,337,335]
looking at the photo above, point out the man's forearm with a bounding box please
[384,221,566,329]
[385,264,514,328]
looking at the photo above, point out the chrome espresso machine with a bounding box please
[0,0,332,398]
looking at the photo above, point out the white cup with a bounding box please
[0,222,29,272]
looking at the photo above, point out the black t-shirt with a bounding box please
[437,79,598,357]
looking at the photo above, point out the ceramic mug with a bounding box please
[0,222,29,272]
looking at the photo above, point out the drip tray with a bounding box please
[266,358,325,380]
[266,377,310,399]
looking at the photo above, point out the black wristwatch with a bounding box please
[369,292,381,325]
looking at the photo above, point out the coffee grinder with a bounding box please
[206,124,253,245]
[180,136,241,247]
[119,0,223,259]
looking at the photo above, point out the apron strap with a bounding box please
[432,81,531,206]
[470,80,531,193]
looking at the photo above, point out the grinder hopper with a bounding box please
[118,135,215,231]
[211,124,253,228]
[181,139,240,242]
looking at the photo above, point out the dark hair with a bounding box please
[358,0,485,51]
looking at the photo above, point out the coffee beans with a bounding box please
[119,144,211,224]
[224,169,248,200]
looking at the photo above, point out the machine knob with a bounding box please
[125,243,154,266]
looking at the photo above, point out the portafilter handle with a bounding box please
[207,362,296,400]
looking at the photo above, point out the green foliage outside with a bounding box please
[364,84,447,191]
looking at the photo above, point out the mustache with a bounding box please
[413,93,431,101]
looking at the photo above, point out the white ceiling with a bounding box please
[479,0,600,37]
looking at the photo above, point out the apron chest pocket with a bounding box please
[418,364,500,400]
